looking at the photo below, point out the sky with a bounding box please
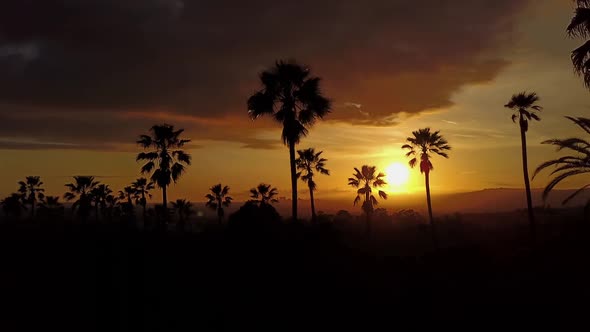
[0,0,589,208]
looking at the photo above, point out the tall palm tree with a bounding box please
[205,184,233,225]
[131,177,154,222]
[18,176,45,218]
[505,92,542,244]
[533,116,590,216]
[137,124,191,228]
[171,199,193,231]
[567,1,590,88]
[64,176,99,220]
[90,184,112,221]
[347,165,388,235]
[402,128,451,247]
[249,184,279,206]
[248,60,331,221]
[296,148,330,223]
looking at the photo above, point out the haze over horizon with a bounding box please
[1,0,589,208]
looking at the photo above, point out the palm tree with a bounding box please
[505,92,542,244]
[90,184,112,221]
[567,1,590,88]
[171,199,193,231]
[38,196,64,218]
[118,186,136,217]
[402,128,451,247]
[248,60,331,221]
[131,177,154,223]
[18,176,45,218]
[64,176,99,220]
[103,194,120,222]
[137,124,191,228]
[249,184,279,206]
[296,148,330,223]
[533,116,590,216]
[205,184,233,225]
[347,165,388,235]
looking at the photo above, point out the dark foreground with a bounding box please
[1,214,589,331]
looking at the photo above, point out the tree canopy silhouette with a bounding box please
[90,184,112,221]
[348,165,388,235]
[296,148,329,223]
[249,183,279,206]
[131,177,155,224]
[205,184,233,225]
[137,124,191,228]
[171,199,193,231]
[402,128,450,248]
[248,60,331,221]
[18,176,45,218]
[64,176,99,219]
[567,0,590,88]
[534,116,590,216]
[1,193,26,218]
[505,92,542,244]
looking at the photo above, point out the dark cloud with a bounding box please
[0,0,530,149]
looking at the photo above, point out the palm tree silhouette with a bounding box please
[402,128,451,248]
[131,177,154,224]
[534,116,590,216]
[137,124,191,228]
[249,184,279,206]
[567,1,590,88]
[103,194,120,222]
[18,176,45,218]
[118,186,136,217]
[505,92,542,244]
[296,148,330,223]
[171,199,193,231]
[205,184,233,225]
[90,184,112,221]
[248,60,331,221]
[347,165,388,235]
[38,196,64,218]
[64,176,99,220]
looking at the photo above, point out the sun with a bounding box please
[385,162,410,190]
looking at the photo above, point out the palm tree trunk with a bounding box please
[161,186,168,232]
[309,185,316,224]
[289,141,298,221]
[142,193,147,229]
[365,191,371,236]
[31,199,35,219]
[217,208,223,225]
[425,171,438,249]
[520,126,536,246]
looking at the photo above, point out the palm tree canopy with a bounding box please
[137,124,191,189]
[171,199,194,217]
[90,184,112,205]
[131,177,155,204]
[249,183,279,205]
[296,148,330,191]
[533,116,590,208]
[247,60,331,145]
[567,1,590,88]
[402,128,451,173]
[504,92,543,132]
[205,184,233,210]
[347,165,388,213]
[64,176,99,200]
[18,176,45,203]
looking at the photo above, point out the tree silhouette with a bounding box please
[402,128,450,248]
[534,116,590,216]
[38,196,64,218]
[103,194,120,222]
[131,177,154,224]
[249,184,279,206]
[567,1,590,88]
[348,165,388,235]
[205,184,233,225]
[90,184,112,221]
[171,199,193,231]
[18,176,45,218]
[137,124,191,229]
[118,186,136,217]
[296,148,330,223]
[505,92,542,244]
[64,176,99,220]
[1,193,26,218]
[248,60,331,221]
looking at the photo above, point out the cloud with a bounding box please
[0,0,531,149]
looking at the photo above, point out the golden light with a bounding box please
[385,162,410,191]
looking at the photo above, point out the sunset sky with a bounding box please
[0,0,588,206]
